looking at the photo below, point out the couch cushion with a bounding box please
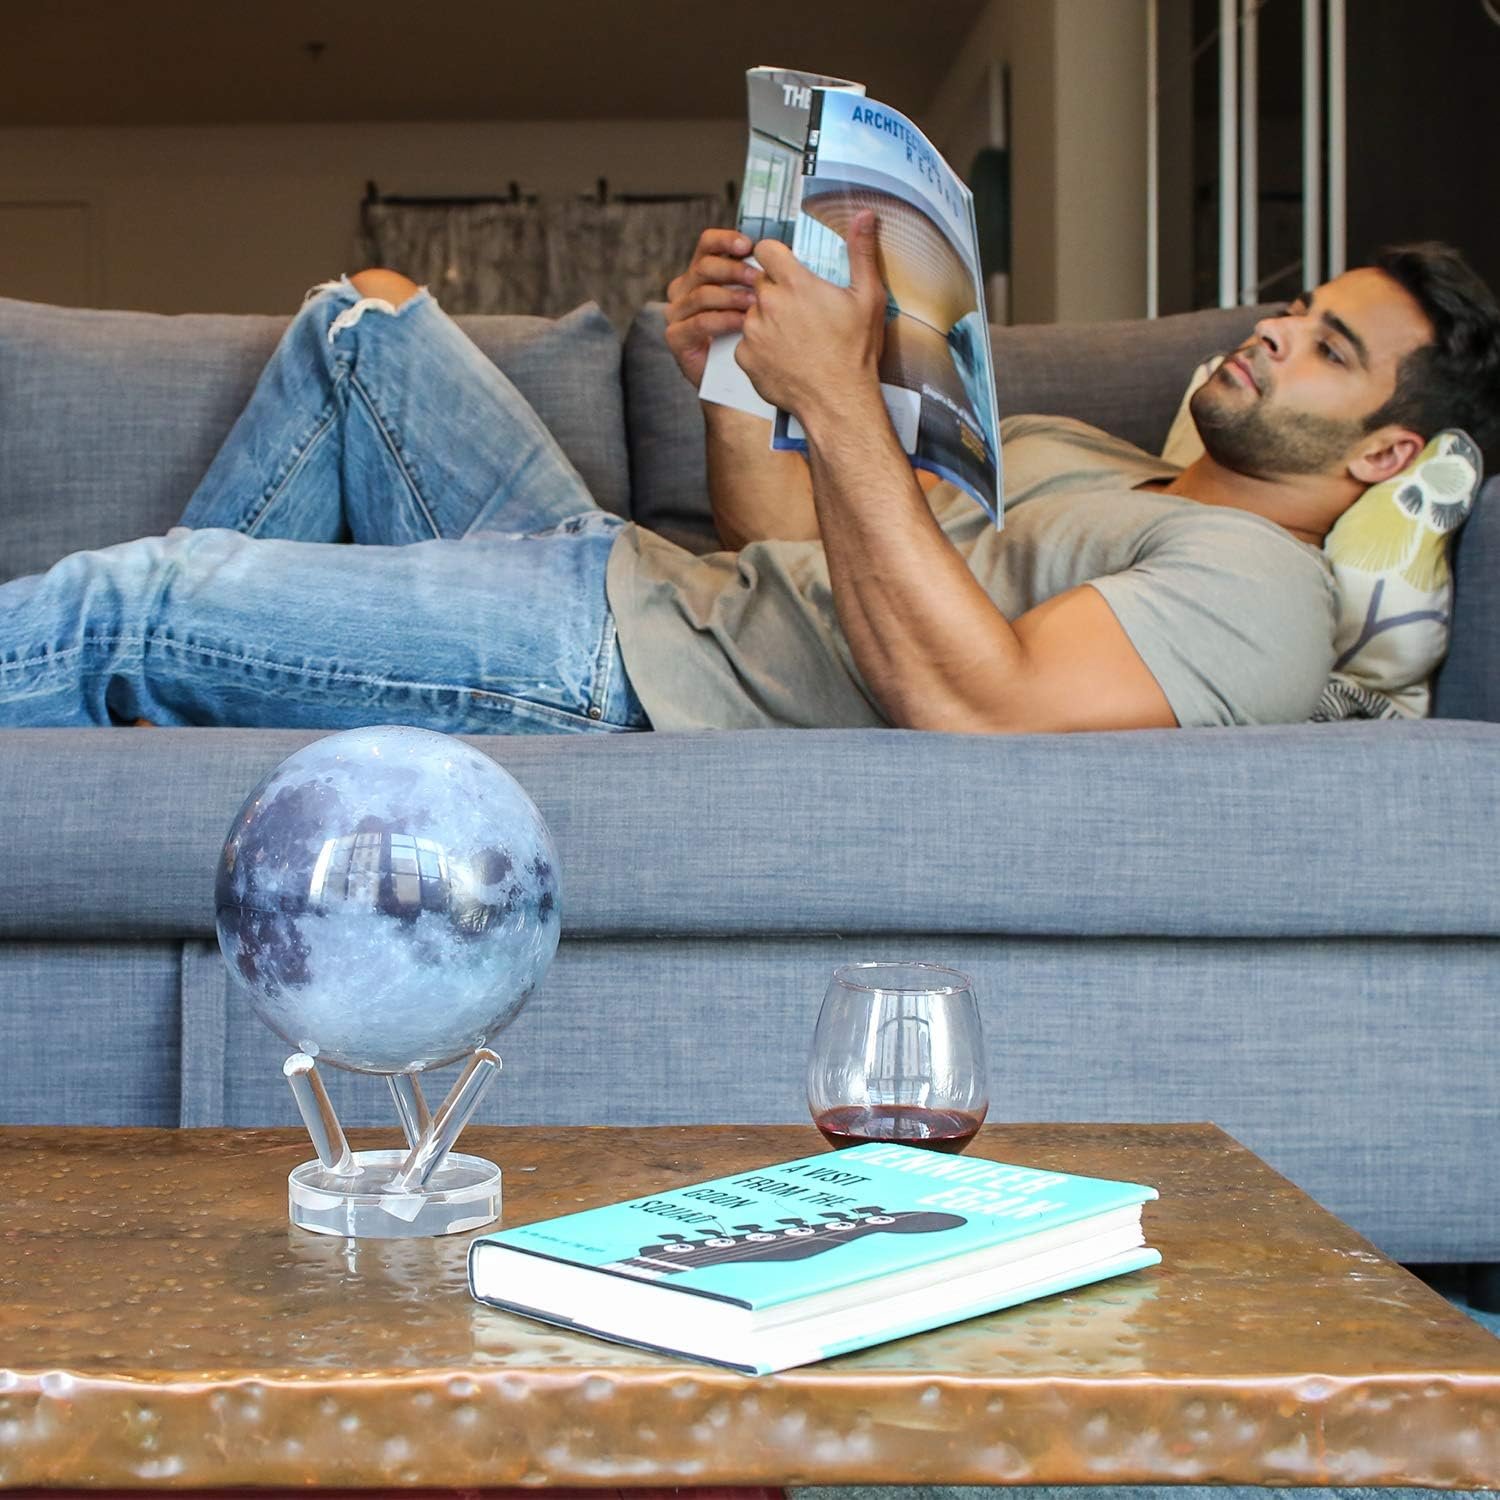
[1434,474,1500,720]
[1,721,1494,943]
[623,302,1267,554]
[989,304,1267,455]
[0,296,628,584]
[622,304,716,551]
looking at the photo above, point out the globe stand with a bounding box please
[282,1048,503,1239]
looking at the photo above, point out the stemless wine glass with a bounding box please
[807,962,988,1154]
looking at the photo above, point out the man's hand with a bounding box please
[664,228,762,389]
[736,210,886,425]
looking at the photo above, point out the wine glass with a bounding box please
[807,962,988,1154]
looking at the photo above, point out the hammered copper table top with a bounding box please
[2,1122,1497,1490]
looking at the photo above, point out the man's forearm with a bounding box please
[705,404,819,550]
[800,389,1029,731]
[732,216,1175,736]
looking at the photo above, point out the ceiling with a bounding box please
[0,0,989,127]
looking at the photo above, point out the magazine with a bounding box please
[699,65,865,421]
[700,67,1003,523]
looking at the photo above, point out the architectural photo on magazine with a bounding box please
[774,86,1002,520]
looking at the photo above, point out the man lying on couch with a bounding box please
[1,222,1496,736]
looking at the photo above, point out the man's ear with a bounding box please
[1348,424,1424,485]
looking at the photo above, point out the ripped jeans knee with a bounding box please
[301,275,429,343]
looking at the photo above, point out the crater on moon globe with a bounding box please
[215,726,560,1073]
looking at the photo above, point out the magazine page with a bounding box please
[772,88,1003,523]
[699,66,866,418]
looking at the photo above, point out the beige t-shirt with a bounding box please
[605,415,1339,731]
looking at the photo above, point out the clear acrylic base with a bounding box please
[288,1149,501,1238]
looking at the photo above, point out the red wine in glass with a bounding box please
[814,1103,985,1154]
[807,963,989,1157]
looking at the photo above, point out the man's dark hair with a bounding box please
[1365,242,1500,466]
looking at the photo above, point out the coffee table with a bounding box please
[2,1122,1497,1490]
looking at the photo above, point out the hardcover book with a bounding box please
[468,1142,1159,1374]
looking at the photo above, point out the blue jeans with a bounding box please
[0,277,650,734]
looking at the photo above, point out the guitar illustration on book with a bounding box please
[608,1206,968,1276]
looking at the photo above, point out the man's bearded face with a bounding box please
[1187,270,1435,483]
[1189,347,1367,480]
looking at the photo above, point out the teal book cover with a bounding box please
[472,1143,1157,1312]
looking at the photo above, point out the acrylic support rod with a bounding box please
[387,1073,433,1149]
[284,1053,356,1175]
[387,1049,501,1194]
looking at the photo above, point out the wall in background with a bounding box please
[0,119,745,314]
[1051,0,1148,325]
[1156,0,1498,317]
[926,0,1149,326]
[1346,0,1500,296]
[2,3,1160,326]
[926,0,1055,324]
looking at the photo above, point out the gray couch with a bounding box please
[1,293,1495,1274]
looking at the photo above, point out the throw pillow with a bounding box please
[1161,357,1483,719]
[0,295,628,585]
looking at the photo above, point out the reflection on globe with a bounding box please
[215,726,560,1074]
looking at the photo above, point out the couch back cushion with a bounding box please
[624,302,1268,552]
[0,296,628,584]
[622,305,719,553]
